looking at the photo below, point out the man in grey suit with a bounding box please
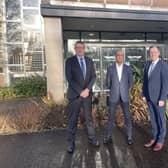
[103,50,133,145]
[142,46,168,151]
[65,41,99,153]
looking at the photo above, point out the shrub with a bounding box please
[0,88,16,100]
[12,75,47,97]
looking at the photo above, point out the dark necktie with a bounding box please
[80,58,86,79]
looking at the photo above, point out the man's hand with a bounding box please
[142,97,146,102]
[80,88,90,98]
[159,100,165,107]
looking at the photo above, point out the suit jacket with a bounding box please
[106,63,133,103]
[142,59,168,102]
[65,55,96,100]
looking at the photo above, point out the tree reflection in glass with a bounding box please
[7,22,22,42]
[6,0,21,20]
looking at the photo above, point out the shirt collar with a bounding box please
[116,63,123,68]
[76,55,85,60]
[152,58,160,65]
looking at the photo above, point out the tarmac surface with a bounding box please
[0,124,167,168]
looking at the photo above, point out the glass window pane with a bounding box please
[101,32,145,41]
[23,31,42,51]
[125,47,145,81]
[25,52,43,72]
[86,46,101,91]
[23,9,40,26]
[6,0,21,20]
[146,33,162,42]
[125,47,145,67]
[9,66,24,73]
[162,46,168,62]
[163,33,168,41]
[23,0,39,7]
[81,32,99,42]
[63,31,80,40]
[6,22,22,42]
[7,44,23,64]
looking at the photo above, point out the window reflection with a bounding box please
[9,66,24,73]
[7,22,22,42]
[23,9,40,26]
[86,46,101,91]
[23,0,39,7]
[6,0,21,20]
[125,47,145,68]
[25,52,43,72]
[7,44,23,64]
[23,31,42,51]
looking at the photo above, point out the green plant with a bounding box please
[0,88,16,100]
[12,75,47,97]
[166,100,168,119]
[131,64,144,82]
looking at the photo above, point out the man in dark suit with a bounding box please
[103,50,133,145]
[142,46,168,151]
[65,41,99,153]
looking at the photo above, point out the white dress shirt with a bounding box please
[116,63,123,82]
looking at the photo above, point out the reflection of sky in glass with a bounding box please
[23,9,41,28]
[6,0,21,20]
[23,0,39,7]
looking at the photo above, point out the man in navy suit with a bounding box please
[103,50,133,145]
[143,46,168,151]
[65,41,99,153]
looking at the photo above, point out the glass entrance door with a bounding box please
[85,43,165,92]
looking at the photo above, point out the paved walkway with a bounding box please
[0,125,167,168]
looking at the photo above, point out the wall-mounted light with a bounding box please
[88,33,95,37]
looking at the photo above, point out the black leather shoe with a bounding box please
[67,142,75,153]
[127,139,133,145]
[103,138,112,144]
[89,140,100,147]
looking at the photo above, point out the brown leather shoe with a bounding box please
[153,143,164,152]
[144,139,155,148]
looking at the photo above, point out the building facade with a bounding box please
[41,0,168,102]
[0,0,45,87]
[1,1,168,102]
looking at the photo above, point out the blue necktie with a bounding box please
[80,58,86,79]
[148,62,155,77]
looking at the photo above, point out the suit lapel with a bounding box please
[74,56,84,80]
[114,64,120,82]
[85,57,89,80]
[146,61,151,73]
[120,65,125,82]
[151,60,161,75]
[148,60,161,79]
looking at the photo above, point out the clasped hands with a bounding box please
[80,88,90,98]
